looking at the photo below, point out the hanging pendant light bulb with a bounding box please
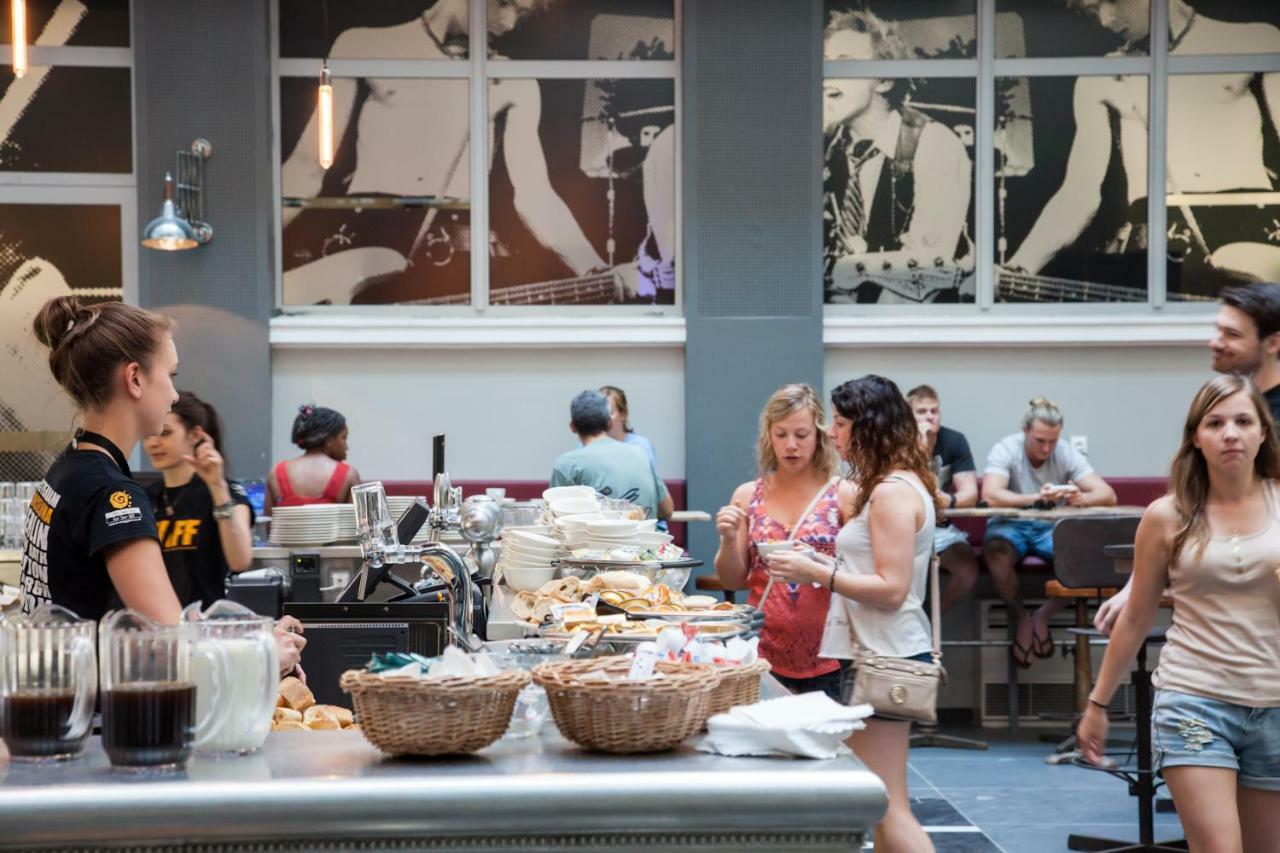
[11,0,27,79]
[317,61,334,170]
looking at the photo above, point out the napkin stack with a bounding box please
[696,691,873,759]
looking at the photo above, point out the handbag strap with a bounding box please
[786,477,837,544]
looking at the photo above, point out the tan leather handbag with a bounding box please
[847,551,945,724]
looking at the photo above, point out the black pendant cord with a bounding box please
[72,429,131,476]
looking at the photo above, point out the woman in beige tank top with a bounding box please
[1079,375,1280,851]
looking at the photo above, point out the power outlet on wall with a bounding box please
[1070,435,1088,456]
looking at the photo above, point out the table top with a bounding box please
[0,725,886,848]
[670,510,712,523]
[944,505,1148,520]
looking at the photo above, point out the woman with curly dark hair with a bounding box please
[765,374,941,852]
[265,405,361,511]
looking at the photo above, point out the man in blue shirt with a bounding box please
[550,390,673,522]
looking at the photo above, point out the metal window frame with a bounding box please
[821,0,1280,321]
[270,0,682,319]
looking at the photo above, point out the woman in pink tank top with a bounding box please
[266,405,361,510]
[713,384,851,698]
[1080,375,1280,850]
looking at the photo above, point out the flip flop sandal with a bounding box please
[1033,631,1056,659]
[1010,638,1035,669]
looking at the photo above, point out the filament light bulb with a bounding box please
[12,0,27,79]
[317,63,334,170]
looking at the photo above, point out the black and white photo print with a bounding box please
[0,204,122,480]
[487,77,675,305]
[825,1,976,60]
[0,0,129,48]
[279,0,470,60]
[0,66,131,173]
[995,75,1150,303]
[823,9,975,305]
[487,0,673,61]
[279,75,473,306]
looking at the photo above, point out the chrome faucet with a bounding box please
[416,541,480,651]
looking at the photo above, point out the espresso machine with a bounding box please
[284,474,489,707]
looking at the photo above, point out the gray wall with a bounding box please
[133,0,274,480]
[683,0,826,563]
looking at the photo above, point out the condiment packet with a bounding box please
[628,647,659,680]
[424,645,501,679]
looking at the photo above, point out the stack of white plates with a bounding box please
[565,517,670,550]
[268,505,352,546]
[497,528,560,592]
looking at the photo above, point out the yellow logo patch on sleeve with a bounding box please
[108,490,131,510]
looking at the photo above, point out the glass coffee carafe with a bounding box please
[182,600,279,756]
[98,609,234,771]
[0,604,96,762]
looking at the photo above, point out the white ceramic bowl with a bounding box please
[505,529,560,549]
[502,565,557,592]
[633,532,674,547]
[636,519,658,532]
[542,486,597,504]
[756,541,806,558]
[586,519,638,537]
[550,497,601,516]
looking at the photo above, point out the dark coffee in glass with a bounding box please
[101,683,197,769]
[0,689,86,758]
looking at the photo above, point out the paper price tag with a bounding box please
[628,647,659,680]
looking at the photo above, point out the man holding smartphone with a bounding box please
[983,396,1117,667]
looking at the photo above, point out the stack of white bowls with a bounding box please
[579,517,672,551]
[497,528,560,592]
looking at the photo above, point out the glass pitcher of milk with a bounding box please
[182,600,279,756]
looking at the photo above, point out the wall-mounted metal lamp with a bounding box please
[141,138,213,251]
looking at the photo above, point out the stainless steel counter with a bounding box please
[0,726,885,851]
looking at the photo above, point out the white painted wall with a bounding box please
[825,344,1212,478]
[271,346,687,482]
[270,340,1211,486]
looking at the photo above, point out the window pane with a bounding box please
[824,1,976,60]
[1166,72,1280,300]
[1168,1,1280,55]
[996,0,1148,58]
[279,76,472,306]
[488,78,675,306]
[279,1,470,60]
[0,67,132,172]
[488,0,674,61]
[823,77,976,305]
[0,0,129,47]
[995,75,1149,303]
[0,202,121,479]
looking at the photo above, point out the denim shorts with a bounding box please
[1152,688,1280,791]
[983,518,1054,561]
[773,664,849,702]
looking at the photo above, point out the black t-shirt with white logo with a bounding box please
[20,447,159,621]
[145,476,254,608]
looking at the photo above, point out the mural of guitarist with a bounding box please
[822,8,975,305]
[999,0,1280,303]
[280,0,673,307]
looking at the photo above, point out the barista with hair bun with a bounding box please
[265,404,361,512]
[19,296,182,624]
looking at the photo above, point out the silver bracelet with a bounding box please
[211,500,236,520]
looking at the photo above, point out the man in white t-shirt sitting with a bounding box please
[983,397,1116,668]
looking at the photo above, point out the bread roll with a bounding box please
[279,676,315,712]
[273,707,303,724]
[311,704,354,728]
[597,570,649,592]
[303,706,341,730]
[272,720,308,732]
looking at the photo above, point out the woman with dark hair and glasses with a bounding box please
[764,374,941,852]
[265,405,361,512]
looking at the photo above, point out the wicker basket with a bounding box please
[705,659,772,719]
[532,657,722,754]
[339,669,530,756]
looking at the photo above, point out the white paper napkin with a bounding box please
[695,691,873,759]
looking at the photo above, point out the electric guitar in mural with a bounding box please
[282,245,632,306]
[827,251,975,303]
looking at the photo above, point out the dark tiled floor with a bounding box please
[902,726,1184,853]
